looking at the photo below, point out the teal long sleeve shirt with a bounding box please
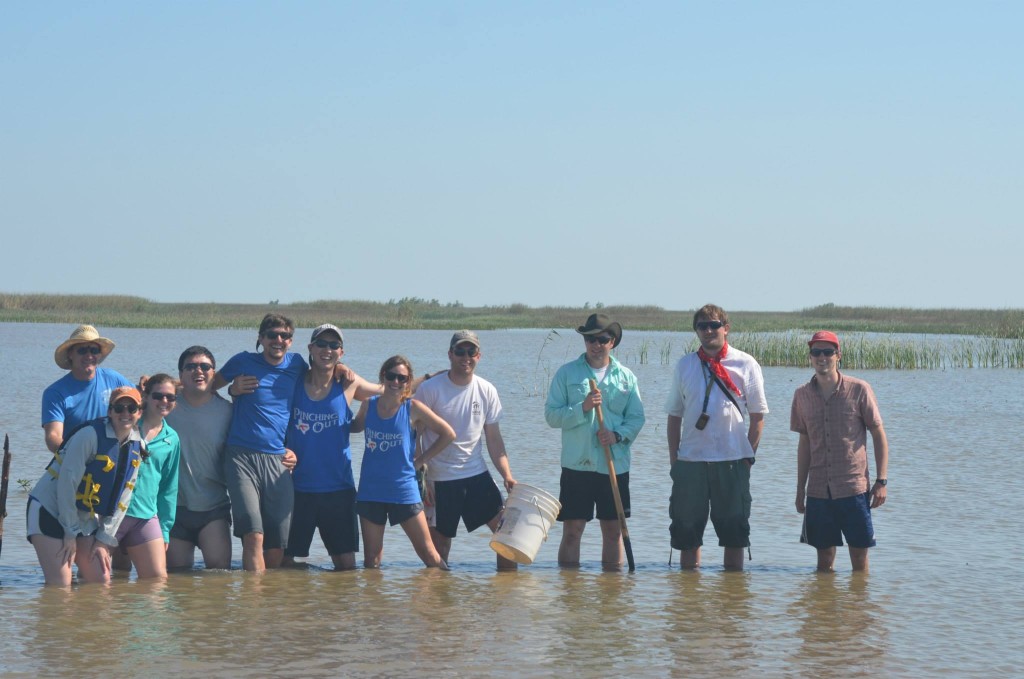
[128,419,180,542]
[544,354,645,474]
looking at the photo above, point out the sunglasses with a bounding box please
[75,345,102,356]
[585,336,614,345]
[696,321,725,331]
[452,347,479,357]
[314,339,342,350]
[184,362,214,372]
[263,331,293,341]
[111,403,140,414]
[810,348,838,357]
[384,371,410,384]
[150,392,177,402]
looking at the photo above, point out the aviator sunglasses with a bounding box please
[452,346,479,357]
[314,339,342,350]
[810,348,838,357]
[150,392,177,402]
[695,321,725,331]
[585,335,614,345]
[183,362,214,372]
[75,345,102,356]
[384,371,410,384]
[111,403,140,414]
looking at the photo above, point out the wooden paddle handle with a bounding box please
[589,380,629,531]
[589,379,636,571]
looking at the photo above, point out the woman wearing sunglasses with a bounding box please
[113,373,181,579]
[283,324,381,571]
[354,356,455,569]
[27,387,147,586]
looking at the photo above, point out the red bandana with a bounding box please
[697,342,742,396]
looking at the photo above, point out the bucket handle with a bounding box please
[529,497,554,542]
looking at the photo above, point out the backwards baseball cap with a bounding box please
[109,386,143,407]
[808,331,840,349]
[310,323,344,345]
[450,330,480,349]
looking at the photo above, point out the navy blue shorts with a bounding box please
[433,471,504,538]
[803,492,876,549]
[356,500,423,527]
[287,489,360,557]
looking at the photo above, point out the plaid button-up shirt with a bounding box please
[790,372,883,499]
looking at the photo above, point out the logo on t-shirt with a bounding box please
[296,421,310,434]
[471,400,481,415]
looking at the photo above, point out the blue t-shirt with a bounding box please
[356,398,419,504]
[219,351,307,455]
[41,367,133,432]
[286,380,355,493]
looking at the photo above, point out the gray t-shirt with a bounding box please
[166,394,233,511]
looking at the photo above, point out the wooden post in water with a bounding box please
[0,435,11,559]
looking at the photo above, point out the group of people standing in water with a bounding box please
[27,303,890,587]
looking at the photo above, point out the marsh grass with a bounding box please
[4,294,1023,339]
[657,332,1024,369]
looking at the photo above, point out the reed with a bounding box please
[726,333,1024,370]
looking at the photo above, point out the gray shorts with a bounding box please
[669,459,751,551]
[225,445,294,549]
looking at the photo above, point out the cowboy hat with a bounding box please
[54,325,115,370]
[576,313,623,348]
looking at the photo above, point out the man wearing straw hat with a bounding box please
[666,304,767,570]
[545,313,645,570]
[42,324,134,453]
[791,330,889,572]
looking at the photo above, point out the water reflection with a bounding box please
[786,573,888,675]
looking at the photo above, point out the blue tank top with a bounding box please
[357,397,419,504]
[286,379,355,493]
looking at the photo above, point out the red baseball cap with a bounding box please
[808,331,840,349]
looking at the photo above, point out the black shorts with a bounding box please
[433,471,504,538]
[356,500,423,527]
[25,498,66,541]
[287,489,360,557]
[557,468,630,522]
[169,505,232,545]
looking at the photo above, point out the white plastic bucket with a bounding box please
[489,483,562,565]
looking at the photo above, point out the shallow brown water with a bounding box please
[0,323,1021,677]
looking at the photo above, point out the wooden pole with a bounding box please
[0,435,12,559]
[588,379,636,572]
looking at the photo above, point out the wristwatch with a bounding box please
[875,478,887,486]
[613,431,623,444]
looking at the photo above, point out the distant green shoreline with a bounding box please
[2,293,1022,337]
[5,294,1022,368]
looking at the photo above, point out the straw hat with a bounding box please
[54,325,116,370]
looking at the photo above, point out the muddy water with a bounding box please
[0,323,1019,677]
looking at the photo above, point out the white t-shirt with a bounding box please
[665,349,768,462]
[415,373,503,482]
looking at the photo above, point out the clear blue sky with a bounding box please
[2,3,1020,311]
